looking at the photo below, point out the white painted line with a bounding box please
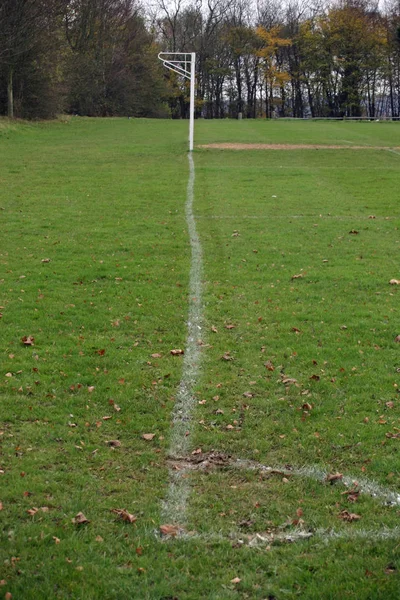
[159,527,400,547]
[386,148,400,157]
[162,153,203,526]
[236,460,400,507]
[194,215,395,220]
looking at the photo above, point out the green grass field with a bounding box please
[1,117,400,599]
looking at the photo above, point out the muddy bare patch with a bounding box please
[198,143,400,151]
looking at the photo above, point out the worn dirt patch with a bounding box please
[198,143,400,151]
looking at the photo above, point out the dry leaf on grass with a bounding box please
[389,279,400,285]
[326,472,343,483]
[160,524,181,537]
[27,507,39,516]
[72,512,90,525]
[338,510,361,522]
[230,577,241,584]
[151,353,162,358]
[53,536,61,544]
[111,509,137,524]
[221,352,234,361]
[142,433,155,441]
[21,335,34,346]
[170,349,184,356]
[106,440,121,447]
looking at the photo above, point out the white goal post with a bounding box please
[158,52,196,152]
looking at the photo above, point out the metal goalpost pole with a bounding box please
[189,52,196,152]
[158,52,196,152]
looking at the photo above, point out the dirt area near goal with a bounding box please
[198,143,400,150]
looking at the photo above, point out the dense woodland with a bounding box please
[1,0,400,119]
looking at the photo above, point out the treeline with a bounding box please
[1,0,400,119]
[0,0,166,119]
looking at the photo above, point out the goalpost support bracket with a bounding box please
[158,52,196,152]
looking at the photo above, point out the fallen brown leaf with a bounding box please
[384,564,397,574]
[170,349,184,356]
[106,440,121,447]
[338,510,361,522]
[230,577,241,584]
[111,508,137,524]
[221,352,234,361]
[389,279,400,285]
[265,360,274,371]
[211,326,218,333]
[160,524,180,537]
[326,472,343,483]
[27,507,39,516]
[225,324,236,329]
[21,335,34,346]
[53,536,61,544]
[142,433,155,441]
[72,512,90,525]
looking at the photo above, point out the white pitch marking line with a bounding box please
[236,460,400,507]
[167,527,400,547]
[162,153,203,526]
[386,148,400,157]
[194,215,395,220]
